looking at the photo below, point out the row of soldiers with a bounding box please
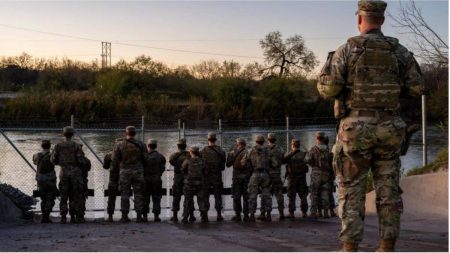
[34,125,336,223]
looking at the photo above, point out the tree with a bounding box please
[260,31,317,78]
[389,1,448,66]
[240,62,265,80]
[220,60,241,78]
[190,60,222,79]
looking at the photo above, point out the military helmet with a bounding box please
[255,135,265,143]
[207,132,217,140]
[147,139,157,145]
[356,0,387,17]
[236,138,246,145]
[189,146,199,153]
[267,133,276,140]
[63,126,74,134]
[177,138,187,145]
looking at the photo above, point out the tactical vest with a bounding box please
[186,158,205,181]
[120,140,144,167]
[347,35,401,110]
[250,146,270,170]
[288,151,308,175]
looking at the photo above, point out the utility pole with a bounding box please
[101,42,111,69]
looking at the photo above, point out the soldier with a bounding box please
[181,146,209,223]
[241,135,274,222]
[282,139,308,219]
[111,126,148,223]
[51,126,87,224]
[79,145,91,222]
[316,0,423,250]
[324,136,337,218]
[143,139,166,222]
[33,140,57,223]
[266,133,285,220]
[103,150,120,222]
[305,132,332,219]
[169,138,193,222]
[200,132,226,222]
[226,138,251,222]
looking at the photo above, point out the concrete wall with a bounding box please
[366,172,448,218]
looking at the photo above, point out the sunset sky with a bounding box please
[0,1,447,70]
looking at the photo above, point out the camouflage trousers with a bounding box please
[107,171,120,215]
[205,174,223,211]
[318,179,336,211]
[287,174,308,213]
[309,170,331,213]
[269,172,284,212]
[143,176,162,215]
[37,178,57,214]
[59,166,84,216]
[172,174,195,213]
[333,115,405,243]
[119,167,145,215]
[231,175,250,215]
[183,181,208,217]
[248,171,272,214]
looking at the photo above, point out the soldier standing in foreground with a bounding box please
[242,135,274,222]
[33,140,57,223]
[143,139,166,222]
[169,138,192,222]
[51,126,86,224]
[317,0,423,250]
[266,133,285,220]
[282,139,309,219]
[111,126,148,223]
[200,132,226,222]
[181,147,209,223]
[226,138,251,222]
[306,132,332,219]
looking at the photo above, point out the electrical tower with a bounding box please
[101,42,111,69]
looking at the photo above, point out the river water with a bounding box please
[0,125,446,218]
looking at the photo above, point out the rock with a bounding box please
[0,191,22,222]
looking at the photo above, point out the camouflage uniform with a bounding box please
[200,133,226,215]
[103,152,120,218]
[50,127,86,220]
[33,141,57,222]
[181,149,208,220]
[306,137,332,216]
[241,136,274,218]
[111,127,148,219]
[226,139,251,219]
[143,140,166,219]
[282,140,309,215]
[267,133,285,217]
[317,0,423,247]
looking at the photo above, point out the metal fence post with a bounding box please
[182,122,185,139]
[219,119,223,146]
[286,116,290,152]
[422,95,427,166]
[178,119,181,140]
[71,114,74,128]
[141,115,145,143]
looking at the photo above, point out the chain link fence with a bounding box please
[0,115,432,219]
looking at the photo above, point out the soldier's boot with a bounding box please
[216,211,224,222]
[136,213,144,223]
[279,210,285,220]
[170,211,178,222]
[342,242,358,252]
[323,209,330,219]
[60,215,67,224]
[120,213,130,223]
[231,213,242,222]
[287,211,295,219]
[302,211,308,218]
[154,214,161,222]
[189,211,196,222]
[107,214,114,222]
[257,212,266,221]
[41,212,52,223]
[265,212,272,222]
[248,213,256,222]
[330,208,337,217]
[243,213,250,222]
[309,211,318,219]
[181,216,189,223]
[200,212,209,223]
[70,215,76,224]
[376,239,396,252]
[76,215,86,224]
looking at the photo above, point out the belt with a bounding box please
[348,109,398,118]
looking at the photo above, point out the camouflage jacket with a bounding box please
[241,144,279,172]
[145,150,166,179]
[33,149,56,182]
[305,144,332,173]
[226,147,251,178]
[111,138,149,170]
[51,139,85,168]
[169,150,190,175]
[267,143,284,173]
[200,145,226,175]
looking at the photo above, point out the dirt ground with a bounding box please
[0,214,447,252]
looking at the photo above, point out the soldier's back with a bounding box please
[113,139,145,168]
[54,140,82,167]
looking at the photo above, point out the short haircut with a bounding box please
[208,138,217,142]
[293,143,300,148]
[63,132,73,138]
[41,142,51,149]
[191,150,200,156]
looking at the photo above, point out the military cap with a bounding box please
[267,133,276,140]
[315,132,326,138]
[255,135,265,142]
[177,138,186,145]
[356,0,387,17]
[147,139,157,145]
[189,146,199,152]
[63,126,74,134]
[236,138,246,144]
[125,126,136,132]
[207,132,217,139]
[291,139,300,145]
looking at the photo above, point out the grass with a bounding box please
[406,148,448,176]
